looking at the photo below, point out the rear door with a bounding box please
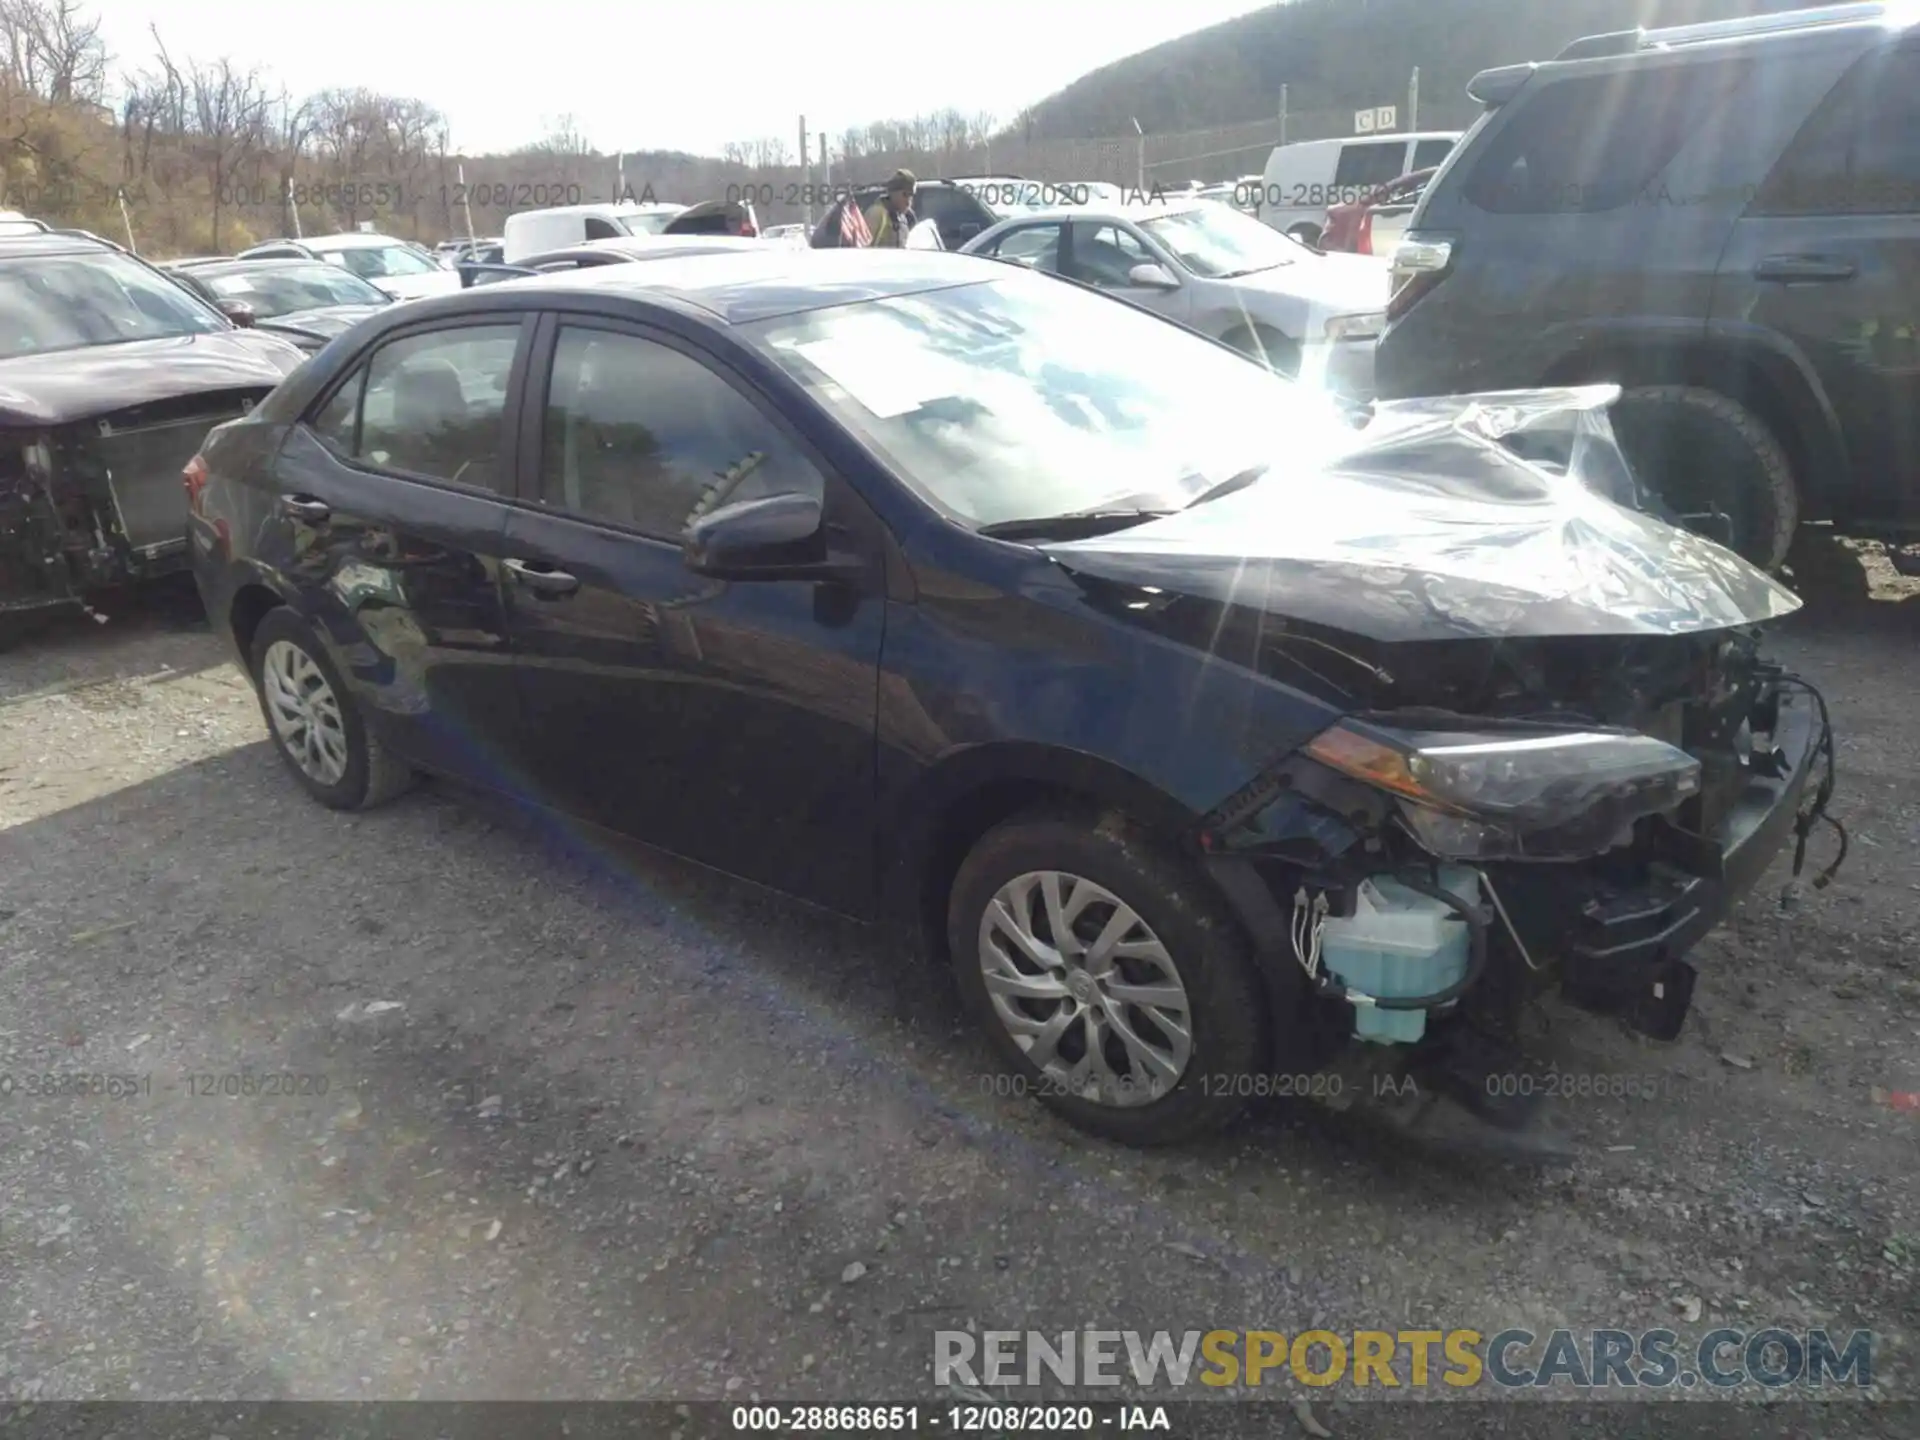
[498,315,889,914]
[1713,37,1920,527]
[264,315,533,783]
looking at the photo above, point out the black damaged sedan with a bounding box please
[186,250,1842,1149]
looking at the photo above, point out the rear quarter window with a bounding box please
[1461,60,1755,214]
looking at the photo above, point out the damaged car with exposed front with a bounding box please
[185,251,1843,1153]
[1,224,305,639]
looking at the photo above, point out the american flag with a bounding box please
[838,196,872,247]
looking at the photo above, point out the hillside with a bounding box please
[1014,0,1818,141]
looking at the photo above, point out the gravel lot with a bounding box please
[1,550,1915,1436]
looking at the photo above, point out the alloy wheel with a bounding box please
[976,870,1193,1107]
[260,639,349,787]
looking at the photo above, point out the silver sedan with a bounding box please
[960,199,1389,398]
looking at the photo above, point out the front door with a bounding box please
[499,317,888,915]
[1063,221,1192,323]
[267,316,532,785]
[1714,37,1920,527]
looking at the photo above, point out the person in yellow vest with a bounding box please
[864,170,918,248]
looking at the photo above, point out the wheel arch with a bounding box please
[1539,325,1849,522]
[880,743,1202,963]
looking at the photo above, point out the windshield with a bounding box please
[205,263,388,315]
[0,251,226,360]
[1139,204,1305,278]
[315,243,441,279]
[749,268,1354,530]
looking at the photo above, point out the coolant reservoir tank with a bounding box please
[1319,867,1479,1045]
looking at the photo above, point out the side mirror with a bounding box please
[682,492,861,582]
[1127,262,1180,291]
[218,298,256,327]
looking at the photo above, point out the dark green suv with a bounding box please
[1376,2,1920,569]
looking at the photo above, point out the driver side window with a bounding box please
[537,325,825,538]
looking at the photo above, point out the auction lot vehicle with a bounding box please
[237,232,464,301]
[502,202,758,263]
[961,198,1387,396]
[166,257,394,354]
[0,223,305,639]
[1376,1,1920,570]
[187,250,1840,1149]
[1256,132,1459,246]
[812,180,1002,249]
[457,236,769,288]
[1321,168,1435,256]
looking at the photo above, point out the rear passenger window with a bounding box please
[314,324,521,491]
[1754,44,1920,215]
[1334,142,1407,191]
[309,370,363,454]
[1462,62,1754,213]
[584,217,623,240]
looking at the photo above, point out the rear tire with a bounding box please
[1609,386,1799,570]
[947,808,1271,1146]
[249,607,414,811]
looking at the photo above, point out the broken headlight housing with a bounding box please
[1304,718,1701,861]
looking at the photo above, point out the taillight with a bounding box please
[183,453,209,514]
[1385,232,1455,325]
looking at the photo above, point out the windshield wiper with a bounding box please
[1182,463,1270,509]
[978,508,1173,542]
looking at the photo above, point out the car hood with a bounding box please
[1042,386,1800,644]
[257,304,385,343]
[0,330,305,427]
[1226,250,1392,317]
[365,269,463,300]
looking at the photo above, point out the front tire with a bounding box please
[1224,324,1303,379]
[948,810,1269,1145]
[1610,386,1800,570]
[249,607,414,811]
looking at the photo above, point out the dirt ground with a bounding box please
[1,546,1916,1437]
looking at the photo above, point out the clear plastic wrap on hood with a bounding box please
[1045,385,1801,644]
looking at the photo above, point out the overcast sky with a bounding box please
[87,0,1276,157]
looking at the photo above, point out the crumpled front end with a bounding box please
[1071,384,1846,1148]
[0,389,263,626]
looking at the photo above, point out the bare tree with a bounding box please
[0,0,106,101]
[184,54,269,247]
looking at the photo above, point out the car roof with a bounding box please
[173,256,343,275]
[297,233,409,248]
[477,247,1002,325]
[0,231,119,258]
[516,236,768,268]
[989,200,1203,225]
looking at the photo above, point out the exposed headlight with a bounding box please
[1303,719,1700,861]
[1324,312,1386,343]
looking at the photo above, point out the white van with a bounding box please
[1251,132,1460,246]
[503,202,688,262]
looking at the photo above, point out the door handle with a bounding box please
[279,493,330,523]
[1754,254,1856,283]
[503,557,580,597]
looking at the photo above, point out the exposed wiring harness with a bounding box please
[1780,673,1847,893]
